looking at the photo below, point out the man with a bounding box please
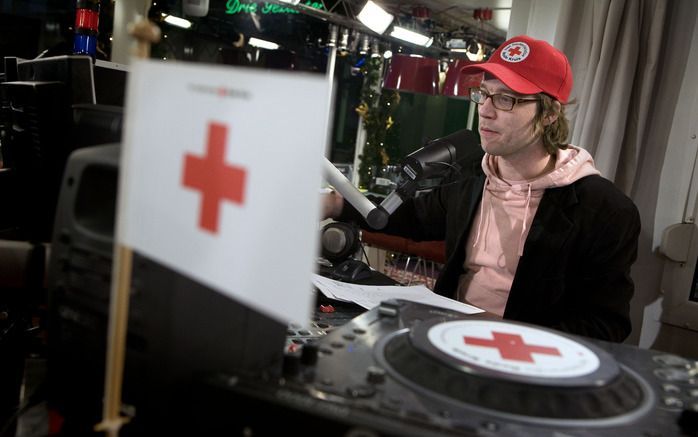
[325,35,640,343]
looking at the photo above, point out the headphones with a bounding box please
[320,221,361,264]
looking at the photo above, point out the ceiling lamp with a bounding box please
[248,37,279,50]
[277,0,301,4]
[327,25,338,47]
[359,35,370,55]
[465,39,484,62]
[370,39,381,58]
[161,13,192,29]
[390,26,433,47]
[446,38,467,50]
[338,28,350,52]
[358,1,394,35]
[382,53,439,95]
[442,59,484,98]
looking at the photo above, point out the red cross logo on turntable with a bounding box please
[428,320,600,378]
[182,122,247,233]
[463,331,561,363]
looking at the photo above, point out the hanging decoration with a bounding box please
[355,55,400,189]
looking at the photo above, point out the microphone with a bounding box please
[379,129,478,216]
[323,129,477,230]
[401,129,478,181]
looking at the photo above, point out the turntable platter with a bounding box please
[376,318,652,422]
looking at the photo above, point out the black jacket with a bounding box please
[340,151,641,342]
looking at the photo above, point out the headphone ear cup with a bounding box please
[320,222,360,264]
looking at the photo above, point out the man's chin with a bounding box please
[481,143,499,155]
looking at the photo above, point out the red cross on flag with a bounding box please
[182,122,247,233]
[116,60,329,324]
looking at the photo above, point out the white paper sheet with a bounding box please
[312,274,484,315]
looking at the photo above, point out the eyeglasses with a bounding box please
[469,88,540,111]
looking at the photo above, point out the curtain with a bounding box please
[553,0,698,344]
[559,0,666,193]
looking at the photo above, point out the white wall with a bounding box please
[508,0,571,44]
[653,18,698,251]
[639,8,698,354]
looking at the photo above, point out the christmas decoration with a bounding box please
[355,56,400,189]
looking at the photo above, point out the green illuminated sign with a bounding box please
[225,0,324,15]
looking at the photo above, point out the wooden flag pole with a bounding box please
[94,247,133,437]
[95,4,160,436]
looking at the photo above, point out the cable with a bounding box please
[425,160,461,173]
[359,240,372,269]
[414,162,466,191]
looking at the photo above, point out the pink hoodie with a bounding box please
[457,145,600,316]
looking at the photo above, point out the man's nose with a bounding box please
[478,96,496,118]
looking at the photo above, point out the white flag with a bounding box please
[117,59,329,324]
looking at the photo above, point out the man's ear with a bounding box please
[544,100,561,126]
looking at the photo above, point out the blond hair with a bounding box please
[534,94,570,155]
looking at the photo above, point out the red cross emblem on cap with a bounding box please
[182,122,247,234]
[500,42,530,63]
[463,331,561,363]
[506,46,522,57]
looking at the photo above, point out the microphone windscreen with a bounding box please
[402,129,480,180]
[322,227,348,255]
[320,222,360,263]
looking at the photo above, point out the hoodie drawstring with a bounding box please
[518,183,532,256]
[472,178,489,248]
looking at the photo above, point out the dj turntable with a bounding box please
[190,299,698,436]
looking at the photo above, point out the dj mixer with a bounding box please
[193,300,698,436]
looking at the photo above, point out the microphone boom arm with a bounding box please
[323,158,389,230]
[323,128,476,231]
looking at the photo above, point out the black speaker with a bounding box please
[47,144,287,433]
[46,144,122,432]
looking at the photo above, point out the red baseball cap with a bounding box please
[461,35,573,104]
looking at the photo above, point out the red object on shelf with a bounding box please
[75,9,99,31]
[382,53,440,95]
[473,8,493,21]
[412,5,430,19]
